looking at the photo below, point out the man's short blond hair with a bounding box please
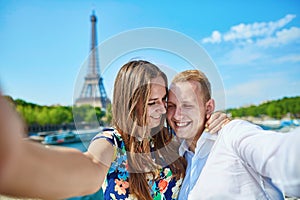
[172,70,211,102]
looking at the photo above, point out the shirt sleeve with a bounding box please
[221,119,300,197]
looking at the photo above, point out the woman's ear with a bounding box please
[205,99,215,119]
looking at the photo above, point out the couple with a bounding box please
[0,60,224,200]
[0,60,299,199]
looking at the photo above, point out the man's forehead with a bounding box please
[169,81,198,92]
[168,81,199,100]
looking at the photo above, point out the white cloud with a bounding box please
[256,26,300,47]
[201,14,299,47]
[202,15,300,108]
[225,74,300,108]
[227,78,275,99]
[273,54,300,63]
[202,30,222,44]
[218,46,263,65]
[225,78,281,108]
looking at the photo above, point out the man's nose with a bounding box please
[173,106,183,120]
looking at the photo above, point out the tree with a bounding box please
[103,103,112,126]
[227,96,300,119]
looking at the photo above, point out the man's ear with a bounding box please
[205,99,215,119]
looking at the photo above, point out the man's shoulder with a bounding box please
[222,119,260,131]
[218,119,263,146]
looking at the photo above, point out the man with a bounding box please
[167,70,300,199]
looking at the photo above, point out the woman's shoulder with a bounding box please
[91,127,123,147]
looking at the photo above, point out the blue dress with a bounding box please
[92,128,183,200]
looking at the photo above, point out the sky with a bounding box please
[0,0,299,109]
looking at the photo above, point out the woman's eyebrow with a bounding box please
[149,94,167,101]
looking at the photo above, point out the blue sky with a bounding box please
[0,0,299,109]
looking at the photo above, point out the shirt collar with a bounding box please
[179,139,190,156]
[179,132,218,157]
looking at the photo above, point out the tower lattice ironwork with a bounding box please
[75,12,110,109]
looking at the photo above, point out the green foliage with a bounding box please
[8,97,106,126]
[103,103,112,125]
[8,95,299,125]
[49,107,73,124]
[72,104,105,123]
[227,96,300,119]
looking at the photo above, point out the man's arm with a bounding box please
[223,119,300,197]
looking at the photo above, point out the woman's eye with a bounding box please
[148,101,155,106]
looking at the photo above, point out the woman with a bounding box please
[88,60,186,199]
[0,60,227,199]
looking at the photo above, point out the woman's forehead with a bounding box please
[150,76,166,86]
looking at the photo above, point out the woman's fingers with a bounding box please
[205,112,230,134]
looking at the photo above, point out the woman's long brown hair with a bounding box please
[112,60,186,200]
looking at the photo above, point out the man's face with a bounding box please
[167,81,207,143]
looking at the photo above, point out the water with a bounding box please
[50,135,103,200]
[51,141,88,152]
[254,119,300,132]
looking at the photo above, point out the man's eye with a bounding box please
[183,104,193,108]
[167,104,175,109]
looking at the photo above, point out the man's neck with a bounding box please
[188,130,203,153]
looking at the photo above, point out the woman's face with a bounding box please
[144,76,167,129]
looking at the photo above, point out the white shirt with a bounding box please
[178,132,217,200]
[188,119,300,200]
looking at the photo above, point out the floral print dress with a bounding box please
[92,128,183,200]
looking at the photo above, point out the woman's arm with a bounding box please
[1,141,109,199]
[0,96,112,199]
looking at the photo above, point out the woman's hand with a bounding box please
[0,94,106,199]
[205,111,231,134]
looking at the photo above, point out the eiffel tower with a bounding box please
[75,12,110,109]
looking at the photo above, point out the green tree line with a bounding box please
[227,96,300,119]
[5,95,300,126]
[4,96,112,126]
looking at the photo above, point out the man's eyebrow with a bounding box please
[166,98,175,103]
[181,100,193,104]
[167,99,192,104]
[167,101,175,105]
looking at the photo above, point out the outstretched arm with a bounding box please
[0,96,110,199]
[224,120,300,197]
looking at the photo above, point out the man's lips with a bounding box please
[174,121,191,127]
